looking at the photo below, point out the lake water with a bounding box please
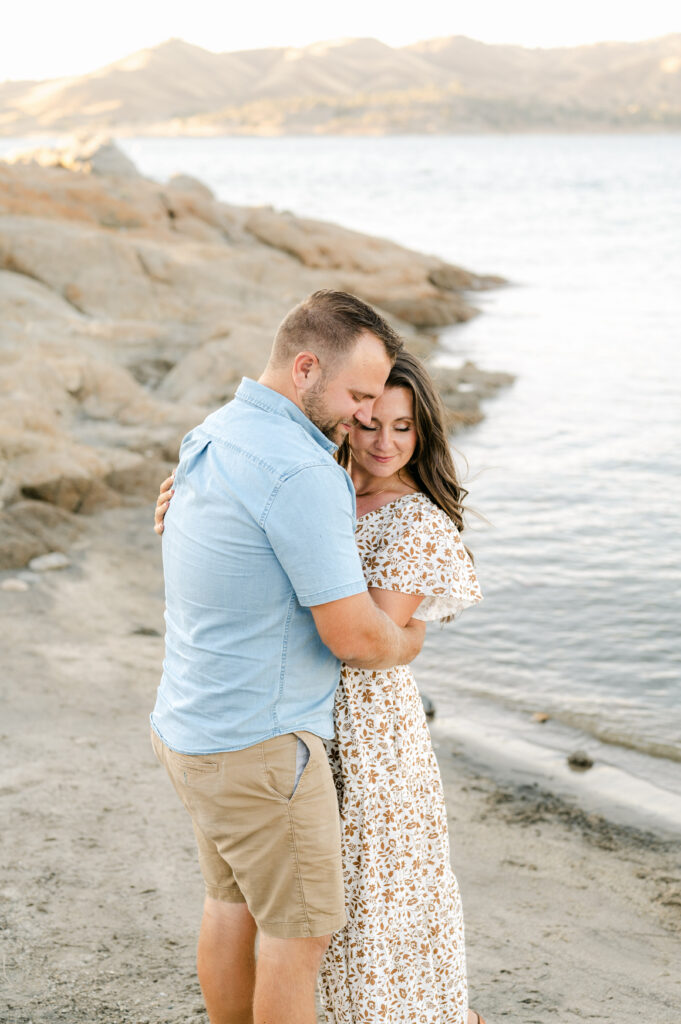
[5,133,680,830]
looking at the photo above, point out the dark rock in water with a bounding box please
[421,693,436,719]
[567,750,594,771]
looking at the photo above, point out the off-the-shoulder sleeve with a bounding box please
[364,499,483,621]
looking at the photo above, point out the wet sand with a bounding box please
[1,505,680,1023]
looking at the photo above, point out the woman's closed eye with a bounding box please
[359,424,411,432]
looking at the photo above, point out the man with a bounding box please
[150,290,425,1024]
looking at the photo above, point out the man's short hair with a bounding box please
[271,290,402,370]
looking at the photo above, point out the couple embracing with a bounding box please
[150,290,486,1024]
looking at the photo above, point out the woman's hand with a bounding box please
[154,473,175,535]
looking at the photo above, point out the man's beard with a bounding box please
[301,380,349,444]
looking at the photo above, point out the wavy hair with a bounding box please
[338,349,470,539]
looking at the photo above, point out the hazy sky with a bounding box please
[3,0,679,81]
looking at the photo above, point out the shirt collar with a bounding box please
[235,378,338,455]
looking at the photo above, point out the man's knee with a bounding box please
[200,898,257,952]
[258,931,332,971]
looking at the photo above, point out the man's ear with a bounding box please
[292,351,322,392]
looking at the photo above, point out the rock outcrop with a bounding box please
[0,139,511,569]
[4,133,141,177]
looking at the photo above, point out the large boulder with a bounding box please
[363,292,477,328]
[5,135,141,178]
[0,149,510,567]
[243,206,490,327]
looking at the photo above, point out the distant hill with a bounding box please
[1,33,680,136]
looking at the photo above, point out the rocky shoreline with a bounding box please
[0,137,512,571]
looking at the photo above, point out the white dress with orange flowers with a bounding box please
[318,493,483,1024]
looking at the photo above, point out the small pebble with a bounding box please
[1,578,30,592]
[28,552,71,572]
[567,750,594,771]
[532,711,550,723]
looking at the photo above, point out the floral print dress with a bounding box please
[318,492,483,1024]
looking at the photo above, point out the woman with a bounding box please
[154,351,486,1024]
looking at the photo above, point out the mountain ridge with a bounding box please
[1,33,680,135]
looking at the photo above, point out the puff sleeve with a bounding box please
[363,496,483,622]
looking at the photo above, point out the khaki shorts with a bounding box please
[151,728,346,938]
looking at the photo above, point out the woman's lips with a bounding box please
[370,454,394,463]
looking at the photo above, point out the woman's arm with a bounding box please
[368,588,424,627]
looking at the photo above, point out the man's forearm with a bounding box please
[342,608,425,669]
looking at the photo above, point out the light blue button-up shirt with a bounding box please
[150,378,367,754]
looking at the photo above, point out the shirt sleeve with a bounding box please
[365,502,483,622]
[264,464,368,607]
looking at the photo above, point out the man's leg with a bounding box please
[152,730,344,1022]
[254,932,331,1024]
[197,898,257,1024]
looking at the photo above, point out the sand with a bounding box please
[1,504,680,1023]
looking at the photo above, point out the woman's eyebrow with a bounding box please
[369,416,414,425]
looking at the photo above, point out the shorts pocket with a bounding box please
[291,735,310,798]
[178,758,219,774]
[261,733,309,802]
[172,754,219,785]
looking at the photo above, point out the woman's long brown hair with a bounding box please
[337,349,470,538]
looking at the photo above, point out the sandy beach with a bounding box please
[1,504,679,1024]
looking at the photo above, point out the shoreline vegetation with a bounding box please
[1,139,679,1022]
